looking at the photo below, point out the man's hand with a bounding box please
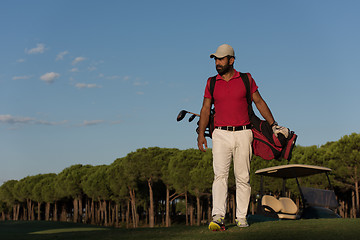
[197,135,208,152]
[271,122,289,138]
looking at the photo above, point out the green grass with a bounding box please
[1,219,360,240]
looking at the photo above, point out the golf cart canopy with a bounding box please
[255,164,332,179]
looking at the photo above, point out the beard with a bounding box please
[216,61,232,75]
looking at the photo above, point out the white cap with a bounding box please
[210,44,235,58]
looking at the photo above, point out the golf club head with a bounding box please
[177,110,187,122]
[188,114,196,122]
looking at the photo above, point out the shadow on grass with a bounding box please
[1,219,360,240]
[29,227,109,234]
[0,221,109,240]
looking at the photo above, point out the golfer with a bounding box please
[197,44,288,230]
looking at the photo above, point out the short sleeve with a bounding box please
[248,73,258,95]
[204,77,212,99]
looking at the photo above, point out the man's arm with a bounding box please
[252,90,289,137]
[197,97,212,152]
[252,90,275,125]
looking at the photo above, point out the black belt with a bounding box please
[215,124,252,131]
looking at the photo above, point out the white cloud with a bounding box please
[75,83,101,89]
[133,81,148,86]
[107,75,121,80]
[36,120,68,126]
[0,114,67,126]
[56,50,69,60]
[88,60,103,71]
[70,68,79,72]
[17,59,26,63]
[13,75,31,80]
[98,75,132,81]
[0,114,33,124]
[81,120,104,126]
[88,66,97,71]
[72,57,86,65]
[40,72,60,83]
[25,43,46,54]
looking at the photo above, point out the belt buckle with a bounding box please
[227,126,234,131]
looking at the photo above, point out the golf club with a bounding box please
[177,110,200,122]
[188,114,196,122]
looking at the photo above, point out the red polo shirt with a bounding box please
[204,70,258,127]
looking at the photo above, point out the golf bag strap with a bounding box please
[209,76,216,105]
[240,72,255,118]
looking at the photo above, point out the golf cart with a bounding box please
[255,164,340,219]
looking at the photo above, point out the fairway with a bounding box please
[1,219,360,240]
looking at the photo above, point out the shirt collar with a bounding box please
[215,69,240,81]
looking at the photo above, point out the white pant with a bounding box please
[211,128,253,219]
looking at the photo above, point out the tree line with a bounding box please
[0,133,359,227]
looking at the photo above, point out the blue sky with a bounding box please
[1,0,359,183]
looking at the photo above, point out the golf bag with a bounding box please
[249,110,297,160]
[193,109,214,138]
[209,73,297,161]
